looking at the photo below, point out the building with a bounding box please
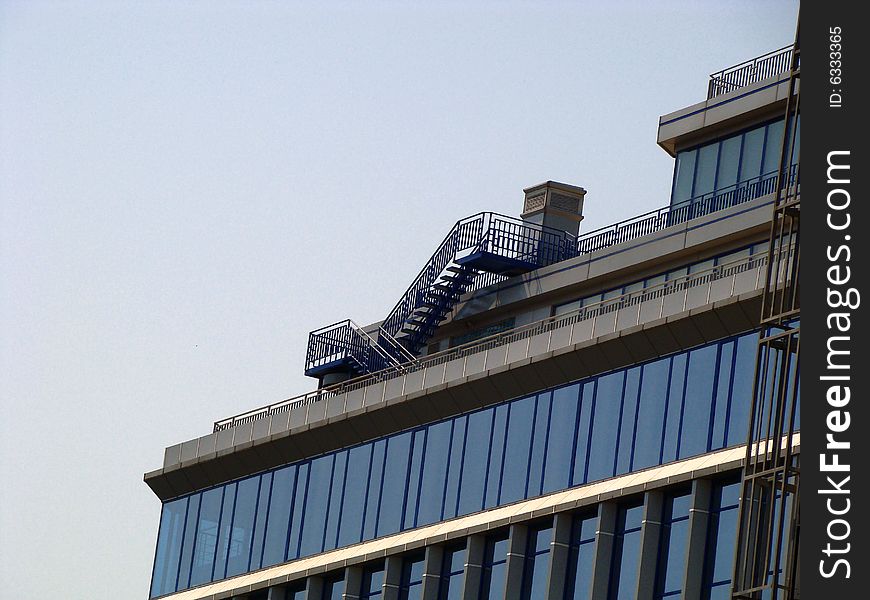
[144,37,801,600]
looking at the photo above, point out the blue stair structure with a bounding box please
[304,212,577,380]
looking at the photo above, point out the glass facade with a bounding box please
[521,525,553,600]
[655,491,692,598]
[670,116,799,208]
[608,504,644,600]
[151,331,773,597]
[564,512,598,600]
[703,480,742,599]
[479,534,509,600]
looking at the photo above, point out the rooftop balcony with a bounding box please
[707,45,795,100]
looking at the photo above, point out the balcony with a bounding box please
[707,45,795,100]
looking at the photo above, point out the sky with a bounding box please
[0,1,797,598]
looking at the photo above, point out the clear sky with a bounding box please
[0,1,797,597]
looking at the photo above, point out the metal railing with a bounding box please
[708,45,794,99]
[216,247,789,432]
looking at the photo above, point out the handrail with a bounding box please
[215,246,790,432]
[708,45,794,99]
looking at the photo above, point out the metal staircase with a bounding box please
[304,212,577,380]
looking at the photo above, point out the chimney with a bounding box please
[520,181,586,237]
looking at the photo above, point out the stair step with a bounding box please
[446,265,474,275]
[407,315,448,326]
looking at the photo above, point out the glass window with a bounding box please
[399,555,425,600]
[337,445,372,547]
[225,475,260,577]
[324,451,348,550]
[377,432,412,536]
[521,525,552,600]
[361,565,385,599]
[711,342,735,450]
[739,126,765,181]
[189,486,224,586]
[176,493,201,590]
[572,381,595,485]
[679,345,718,458]
[656,492,691,598]
[727,333,757,446]
[484,405,509,509]
[587,372,624,481]
[662,354,686,464]
[249,471,272,570]
[286,463,308,561]
[693,143,719,197]
[763,119,785,175]
[479,534,509,600]
[716,135,741,189]
[610,504,643,600]
[500,395,536,504]
[299,457,333,557]
[443,417,467,520]
[213,481,237,580]
[616,367,641,475]
[403,431,425,529]
[633,357,669,470]
[458,409,493,515]
[150,497,188,597]
[672,149,697,204]
[363,440,386,540]
[543,384,580,494]
[554,299,582,317]
[417,421,452,526]
[322,575,345,600]
[564,513,598,600]
[439,545,466,600]
[263,466,297,565]
[703,481,741,597]
[526,393,551,498]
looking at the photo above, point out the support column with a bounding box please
[461,535,487,600]
[503,524,530,600]
[421,544,445,599]
[344,566,363,600]
[589,502,618,600]
[683,478,713,599]
[266,586,286,600]
[545,512,574,600]
[304,576,325,600]
[636,491,665,600]
[383,555,404,600]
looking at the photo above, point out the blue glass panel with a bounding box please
[662,355,686,463]
[324,450,348,549]
[151,497,188,597]
[480,536,509,600]
[633,357,669,470]
[711,341,735,449]
[658,493,691,597]
[763,120,785,175]
[176,493,201,589]
[565,513,598,600]
[543,384,580,493]
[616,367,641,475]
[299,456,333,557]
[377,432,412,536]
[587,372,624,481]
[711,505,738,584]
[716,135,741,189]
[521,527,552,600]
[363,440,386,540]
[262,465,296,566]
[212,481,237,580]
[440,547,466,600]
[500,395,536,504]
[484,405,509,509]
[248,471,272,570]
[740,126,765,181]
[225,476,260,577]
[323,576,345,600]
[189,487,224,586]
[727,333,756,446]
[672,149,697,204]
[458,409,493,515]
[443,416,467,520]
[337,445,372,547]
[361,566,385,598]
[400,556,425,600]
[611,505,643,600]
[417,421,452,526]
[679,345,718,458]
[572,382,594,485]
[403,431,425,529]
[526,393,551,498]
[287,462,308,560]
[693,143,719,196]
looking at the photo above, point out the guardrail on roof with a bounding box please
[707,45,794,100]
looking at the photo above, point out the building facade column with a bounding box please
[420,544,445,599]
[683,478,713,599]
[545,512,574,600]
[636,491,665,600]
[589,502,618,600]
[502,524,530,600]
[460,535,487,600]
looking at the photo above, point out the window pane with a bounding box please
[189,487,224,586]
[417,421,452,526]
[361,566,385,599]
[363,440,386,540]
[439,546,466,600]
[662,354,686,463]
[323,576,345,600]
[212,481,237,580]
[587,372,624,481]
[672,149,697,204]
[543,385,580,493]
[151,497,188,597]
[679,345,718,458]
[616,367,641,475]
[611,505,643,600]
[657,493,691,597]
[249,472,272,570]
[521,527,552,600]
[762,119,785,175]
[572,381,595,485]
[484,405,509,509]
[480,536,509,600]
[443,417,467,520]
[337,445,372,547]
[711,341,735,450]
[565,514,598,600]
[727,333,757,446]
[176,493,201,590]
[458,409,493,515]
[693,143,719,197]
[377,432,412,536]
[500,395,536,504]
[263,466,297,565]
[299,456,333,557]
[403,431,425,529]
[633,358,669,470]
[716,135,741,189]
[325,451,348,549]
[225,476,260,577]
[286,463,308,560]
[740,126,765,181]
[526,393,551,498]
